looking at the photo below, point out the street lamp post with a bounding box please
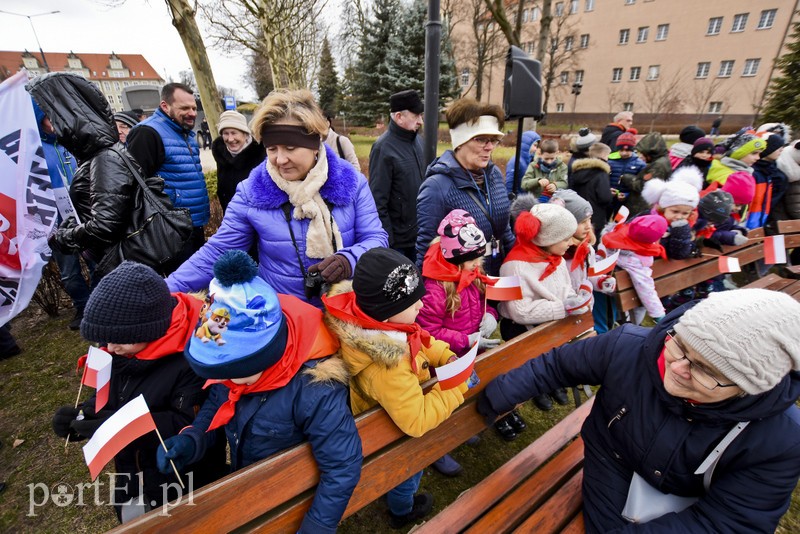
[569,81,583,133]
[0,9,60,72]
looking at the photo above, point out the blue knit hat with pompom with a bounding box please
[185,250,287,379]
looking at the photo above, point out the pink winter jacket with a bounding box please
[417,278,498,357]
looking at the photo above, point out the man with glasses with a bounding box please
[478,288,800,532]
[369,90,425,261]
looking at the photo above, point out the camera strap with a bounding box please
[280,201,338,277]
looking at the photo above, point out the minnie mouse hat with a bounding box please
[437,209,487,264]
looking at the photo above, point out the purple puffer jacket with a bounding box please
[417,278,498,357]
[166,145,388,307]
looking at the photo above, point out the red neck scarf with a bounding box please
[504,240,563,281]
[322,290,431,373]
[205,294,339,431]
[76,293,203,371]
[566,238,591,272]
[602,223,667,259]
[422,244,495,293]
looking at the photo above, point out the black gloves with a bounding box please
[52,406,113,441]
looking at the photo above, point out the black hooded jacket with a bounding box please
[211,136,266,213]
[27,72,142,263]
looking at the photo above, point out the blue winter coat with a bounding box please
[418,151,515,276]
[478,306,800,533]
[607,152,646,193]
[505,131,541,194]
[183,357,362,534]
[166,145,388,307]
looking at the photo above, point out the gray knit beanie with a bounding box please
[81,261,176,344]
[673,289,800,395]
[551,189,593,223]
[530,203,578,247]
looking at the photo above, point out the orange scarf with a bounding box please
[422,244,495,293]
[567,237,592,272]
[322,290,431,373]
[602,223,667,259]
[205,294,339,431]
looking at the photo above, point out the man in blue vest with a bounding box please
[127,83,209,268]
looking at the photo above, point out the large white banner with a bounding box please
[0,71,56,326]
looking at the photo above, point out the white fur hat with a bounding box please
[642,167,703,209]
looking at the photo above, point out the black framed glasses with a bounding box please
[472,137,501,149]
[665,329,738,391]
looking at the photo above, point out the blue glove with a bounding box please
[157,434,195,474]
[467,370,480,389]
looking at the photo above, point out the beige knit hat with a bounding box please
[529,203,578,247]
[217,110,250,134]
[674,289,800,395]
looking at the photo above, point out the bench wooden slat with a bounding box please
[560,512,585,534]
[418,398,593,534]
[777,220,800,234]
[511,470,584,534]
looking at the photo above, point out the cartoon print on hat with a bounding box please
[437,209,487,263]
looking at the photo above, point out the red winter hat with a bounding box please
[722,171,756,205]
[615,132,637,149]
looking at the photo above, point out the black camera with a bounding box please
[304,270,324,300]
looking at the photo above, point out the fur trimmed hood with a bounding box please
[246,144,360,209]
[571,157,611,174]
[324,280,409,372]
[304,356,350,385]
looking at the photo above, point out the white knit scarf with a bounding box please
[226,135,253,157]
[267,144,343,259]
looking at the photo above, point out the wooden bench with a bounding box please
[743,272,800,301]
[110,314,595,534]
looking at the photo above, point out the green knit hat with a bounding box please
[729,137,766,160]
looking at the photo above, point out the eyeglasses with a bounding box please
[472,137,501,149]
[665,329,738,391]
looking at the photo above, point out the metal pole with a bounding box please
[423,0,442,166]
[0,10,60,73]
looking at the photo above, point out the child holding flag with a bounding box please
[51,262,223,522]
[323,247,473,529]
[641,167,704,259]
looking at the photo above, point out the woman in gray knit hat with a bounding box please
[478,288,800,533]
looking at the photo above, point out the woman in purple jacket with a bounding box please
[167,90,387,307]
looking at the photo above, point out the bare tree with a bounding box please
[448,0,504,100]
[338,0,370,63]
[179,69,196,90]
[687,78,731,121]
[482,0,521,47]
[640,68,685,132]
[539,7,583,115]
[744,78,768,125]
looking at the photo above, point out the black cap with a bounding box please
[698,191,734,226]
[390,90,424,114]
[113,110,139,128]
[679,125,706,145]
[353,248,426,321]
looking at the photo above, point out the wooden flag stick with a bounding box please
[155,427,186,490]
[65,382,86,451]
[701,252,723,258]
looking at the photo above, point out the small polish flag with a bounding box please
[436,339,479,390]
[82,395,157,480]
[485,276,523,301]
[763,235,787,265]
[82,346,112,411]
[614,206,630,223]
[717,256,741,273]
[588,249,620,277]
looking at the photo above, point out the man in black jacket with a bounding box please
[369,90,425,260]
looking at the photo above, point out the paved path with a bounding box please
[200,147,217,172]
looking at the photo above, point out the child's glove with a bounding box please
[479,313,498,338]
[52,406,81,439]
[70,410,113,440]
[670,219,689,228]
[468,332,501,350]
[599,275,617,294]
[564,295,590,316]
[157,434,196,474]
[733,233,748,246]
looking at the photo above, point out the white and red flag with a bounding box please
[763,235,787,265]
[614,206,630,223]
[82,346,112,411]
[436,339,479,390]
[717,256,741,273]
[588,249,620,277]
[485,275,523,301]
[82,395,156,480]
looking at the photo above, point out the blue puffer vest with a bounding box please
[138,109,209,226]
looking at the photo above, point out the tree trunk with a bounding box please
[484,0,520,46]
[165,0,223,139]
[536,0,552,64]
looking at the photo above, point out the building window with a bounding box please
[575,70,584,83]
[585,0,594,12]
[560,71,570,84]
[92,70,97,76]
[731,13,748,32]
[637,27,649,43]
[522,9,529,23]
[460,68,469,88]
[696,62,711,78]
[564,36,574,51]
[707,17,723,35]
[551,37,559,51]
[131,71,136,77]
[556,103,565,112]
[629,66,641,81]
[532,7,540,20]
[709,101,723,113]
[619,29,630,44]
[107,95,113,103]
[114,81,120,90]
[718,60,735,77]
[647,65,660,80]
[742,58,760,77]
[625,0,635,5]
[556,2,564,16]
[569,0,578,15]
[580,34,590,48]
[758,9,777,29]
[623,102,634,111]
[656,24,669,41]
[612,68,623,83]
[103,81,110,90]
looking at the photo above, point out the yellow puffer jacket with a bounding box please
[324,281,468,438]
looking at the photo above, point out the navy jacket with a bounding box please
[184,358,362,534]
[478,307,800,533]
[417,150,515,276]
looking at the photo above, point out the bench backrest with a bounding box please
[111,315,595,534]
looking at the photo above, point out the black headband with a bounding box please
[261,124,320,150]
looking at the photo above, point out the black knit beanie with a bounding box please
[698,191,734,226]
[353,248,426,322]
[679,125,706,145]
[760,133,786,159]
[81,261,176,344]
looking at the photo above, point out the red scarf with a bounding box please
[322,290,431,373]
[76,293,203,371]
[422,244,495,293]
[567,238,591,272]
[205,294,339,431]
[504,240,563,281]
[602,223,667,259]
